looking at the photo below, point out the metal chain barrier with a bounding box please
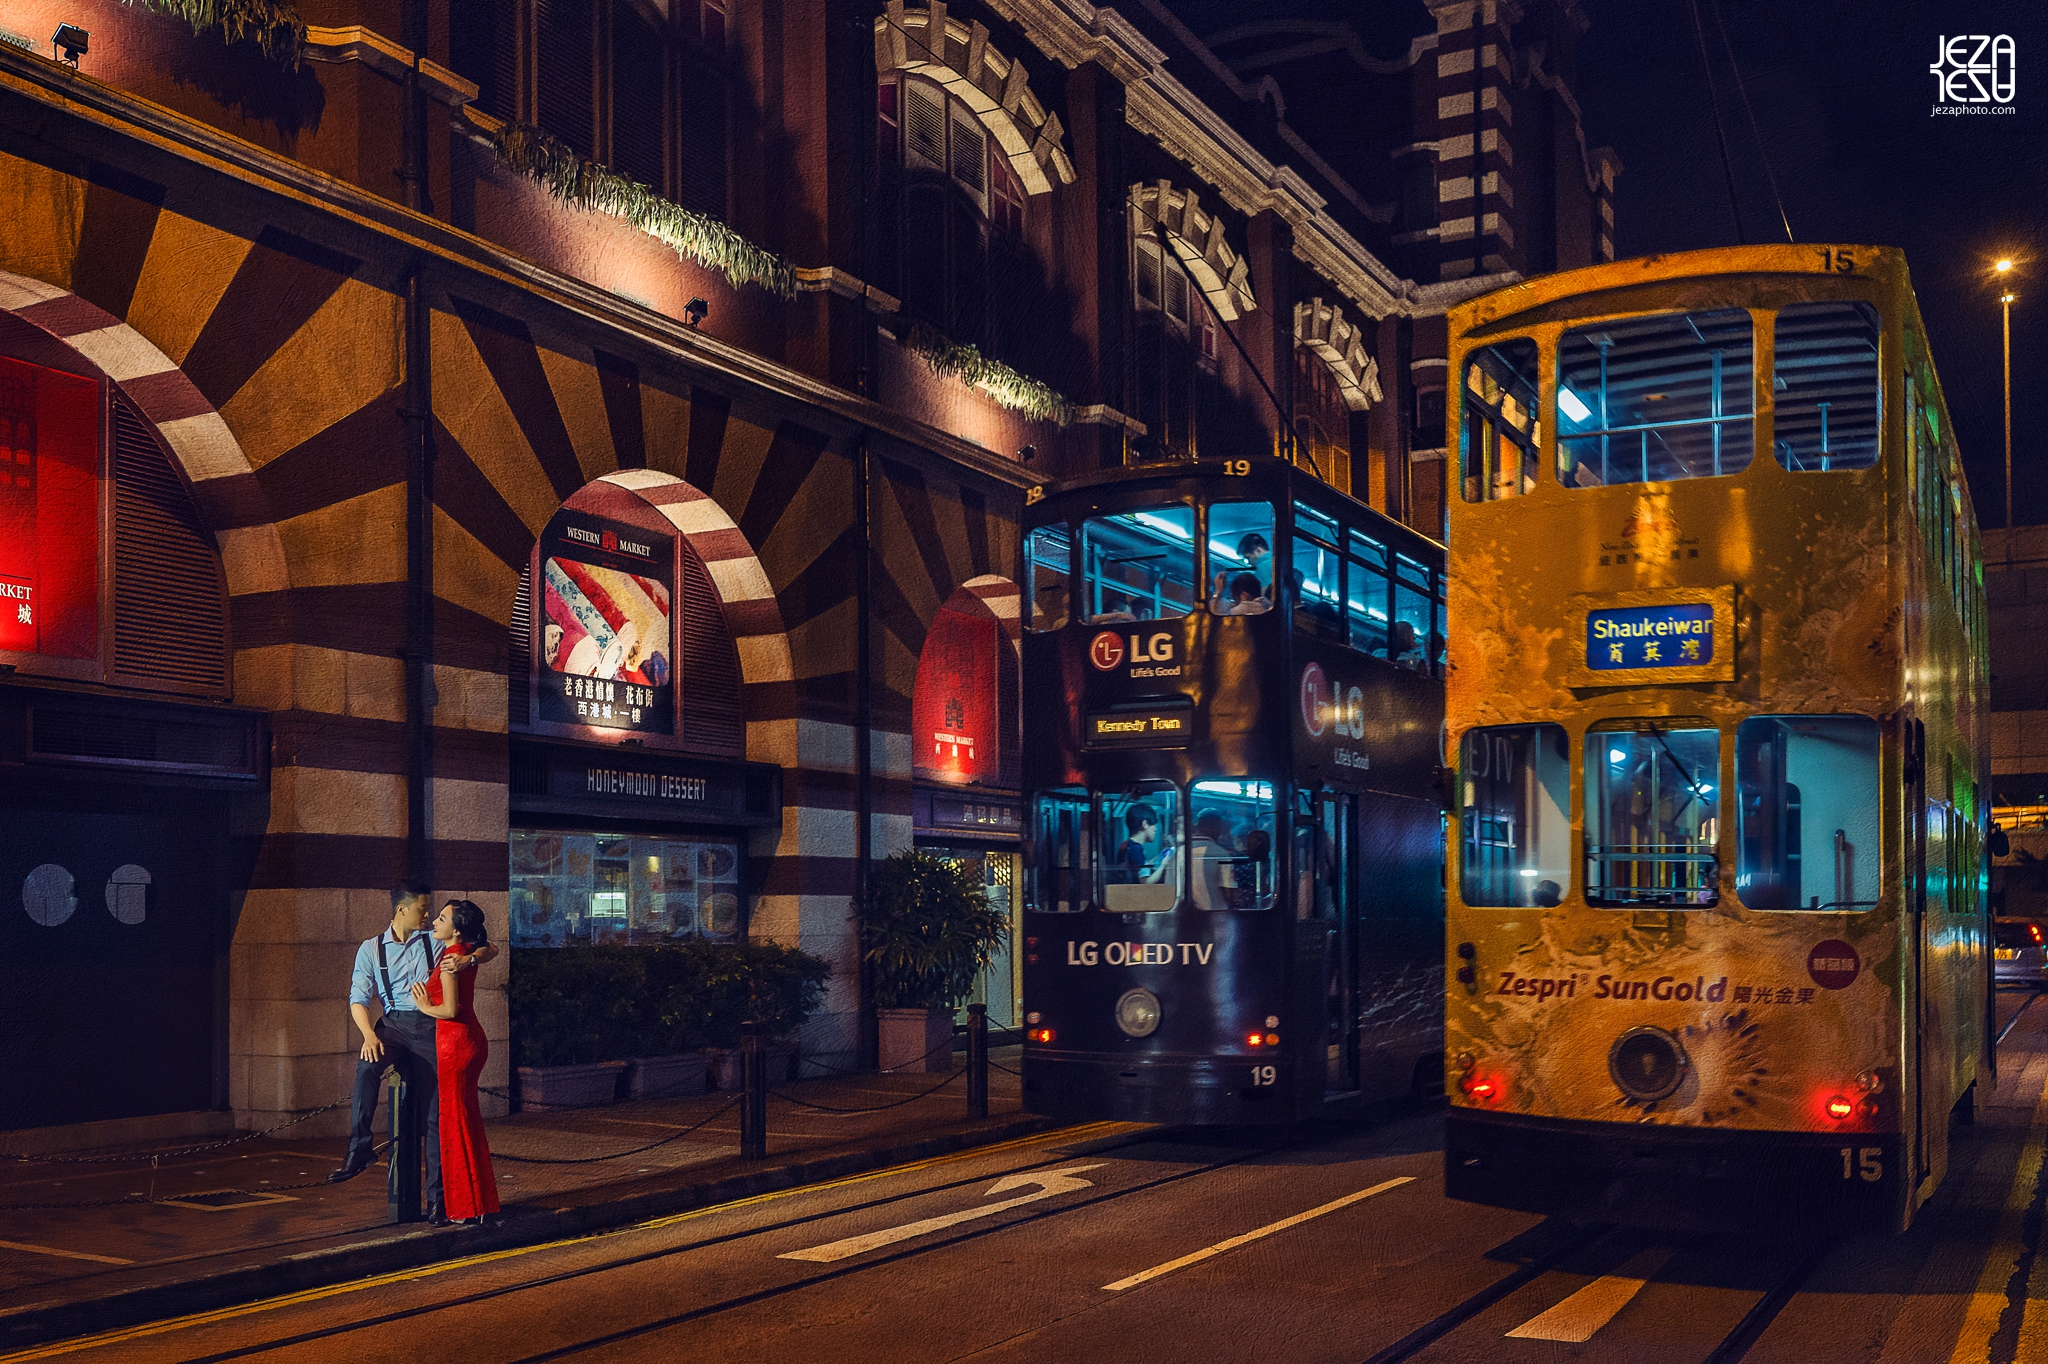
[490,1095,743,1166]
[768,1065,965,1115]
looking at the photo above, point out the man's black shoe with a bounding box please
[427,1202,450,1226]
[326,1158,371,1184]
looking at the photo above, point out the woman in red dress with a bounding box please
[409,900,500,1226]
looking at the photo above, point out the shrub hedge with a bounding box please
[508,942,830,1068]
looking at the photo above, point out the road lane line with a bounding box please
[1946,1061,2048,1364]
[1504,1247,1672,1343]
[780,1166,1103,1262]
[0,1240,133,1266]
[1101,1176,1414,1292]
[0,1122,1134,1363]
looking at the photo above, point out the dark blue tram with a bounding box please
[1018,458,1446,1124]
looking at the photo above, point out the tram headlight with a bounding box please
[1114,988,1162,1038]
[1607,1026,1688,1103]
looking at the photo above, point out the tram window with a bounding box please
[1557,309,1754,489]
[1584,722,1721,907]
[1387,554,1433,672]
[1348,531,1389,653]
[1773,303,1880,473]
[1294,501,1340,545]
[1459,724,1571,907]
[1460,338,1540,502]
[1024,524,1071,632]
[1292,536,1343,640]
[1081,507,1196,624]
[1030,787,1091,912]
[1190,779,1277,910]
[1208,501,1274,615]
[1735,716,1880,911]
[1101,784,1182,912]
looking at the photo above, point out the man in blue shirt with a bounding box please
[329,883,496,1221]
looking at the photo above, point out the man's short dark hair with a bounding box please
[1125,803,1159,836]
[1238,532,1269,558]
[390,881,432,914]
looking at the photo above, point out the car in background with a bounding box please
[1994,919,2048,989]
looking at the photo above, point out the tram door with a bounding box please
[1319,793,1358,1094]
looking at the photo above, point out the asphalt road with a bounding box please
[14,989,2048,1364]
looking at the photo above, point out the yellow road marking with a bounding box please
[1946,1076,2048,1363]
[0,1242,133,1267]
[0,1121,1133,1362]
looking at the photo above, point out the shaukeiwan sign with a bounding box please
[1586,603,1715,671]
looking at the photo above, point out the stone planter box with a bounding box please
[629,1053,711,1100]
[707,1044,798,1090]
[516,1060,629,1111]
[879,1008,956,1074]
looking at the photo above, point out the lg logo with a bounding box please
[1089,631,1175,671]
[1299,664,1364,740]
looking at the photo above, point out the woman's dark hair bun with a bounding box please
[446,899,489,948]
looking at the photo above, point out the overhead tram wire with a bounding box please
[1709,0,1795,244]
[1687,0,1747,245]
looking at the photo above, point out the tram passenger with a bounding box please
[1190,810,1237,910]
[1378,621,1427,670]
[1213,533,1272,601]
[1220,572,1271,615]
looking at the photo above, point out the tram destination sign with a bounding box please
[1086,705,1191,749]
[1568,587,1735,686]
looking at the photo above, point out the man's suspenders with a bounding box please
[375,935,399,1012]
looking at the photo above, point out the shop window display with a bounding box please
[511,829,742,946]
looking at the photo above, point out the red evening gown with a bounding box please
[428,944,500,1220]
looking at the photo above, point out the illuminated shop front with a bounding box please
[0,341,263,1135]
[910,586,1022,1029]
[508,489,780,958]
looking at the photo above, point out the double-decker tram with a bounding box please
[1017,458,1446,1124]
[1443,245,1990,1233]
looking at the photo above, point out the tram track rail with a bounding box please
[134,1120,1341,1364]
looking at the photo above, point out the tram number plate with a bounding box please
[1250,1065,1277,1087]
[1839,1147,1883,1182]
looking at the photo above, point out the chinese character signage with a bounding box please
[536,511,674,734]
[912,603,1000,784]
[1568,588,1735,686]
[1586,603,1715,671]
[0,356,100,665]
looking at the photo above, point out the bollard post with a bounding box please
[388,1072,422,1224]
[740,1025,767,1160]
[966,1004,988,1120]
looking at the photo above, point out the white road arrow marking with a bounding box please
[777,1165,1105,1263]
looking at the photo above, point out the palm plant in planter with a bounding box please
[861,851,1009,1073]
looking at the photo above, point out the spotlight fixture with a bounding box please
[683,297,709,327]
[52,23,88,66]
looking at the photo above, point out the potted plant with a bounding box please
[862,851,1009,1073]
[507,947,643,1109]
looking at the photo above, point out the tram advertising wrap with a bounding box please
[1442,246,1988,1236]
[1020,459,1447,1126]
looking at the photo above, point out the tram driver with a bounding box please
[1114,803,1172,885]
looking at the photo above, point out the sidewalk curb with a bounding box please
[0,1113,1064,1352]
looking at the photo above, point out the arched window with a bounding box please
[879,75,1023,346]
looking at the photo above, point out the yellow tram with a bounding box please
[1441,246,1989,1234]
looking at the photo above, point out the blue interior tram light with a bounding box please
[1608,747,1628,764]
[1558,386,1593,422]
[1132,511,1192,539]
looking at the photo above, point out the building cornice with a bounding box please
[0,46,1038,489]
[981,0,1509,320]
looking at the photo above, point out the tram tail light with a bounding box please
[1247,1033,1264,1047]
[1462,1076,1499,1103]
[1264,1032,1280,1047]
[1825,1094,1855,1121]
[1026,1027,1056,1044]
[2032,924,2044,945]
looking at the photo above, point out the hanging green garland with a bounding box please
[903,320,1074,427]
[492,124,798,300]
[126,0,305,68]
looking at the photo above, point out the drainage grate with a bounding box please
[159,1189,300,1212]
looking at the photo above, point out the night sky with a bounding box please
[1174,0,2048,526]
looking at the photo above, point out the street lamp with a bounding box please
[1996,259,2016,553]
